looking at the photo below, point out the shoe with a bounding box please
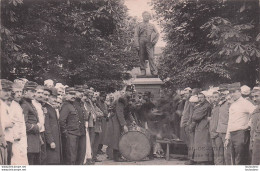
[93,158,102,162]
[85,159,95,165]
[114,157,127,162]
[140,70,146,76]
[151,70,158,75]
[184,160,195,165]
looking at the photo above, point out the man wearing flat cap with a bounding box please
[20,81,41,165]
[224,85,256,165]
[0,79,14,165]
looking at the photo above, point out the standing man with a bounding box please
[0,82,7,165]
[134,11,159,76]
[59,87,86,165]
[224,85,256,165]
[32,85,46,164]
[250,87,260,165]
[191,93,213,165]
[216,93,233,165]
[10,82,28,165]
[105,85,135,162]
[44,88,62,165]
[0,79,14,165]
[180,87,193,164]
[20,81,41,165]
[96,91,108,155]
[209,91,224,165]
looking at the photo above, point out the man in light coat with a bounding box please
[10,82,28,165]
[0,79,14,165]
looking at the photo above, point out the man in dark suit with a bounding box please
[44,87,62,165]
[106,85,135,162]
[20,81,41,165]
[59,87,86,165]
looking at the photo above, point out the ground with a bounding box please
[95,146,187,165]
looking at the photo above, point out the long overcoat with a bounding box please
[192,100,213,162]
[44,103,62,164]
[20,98,41,153]
[104,97,134,150]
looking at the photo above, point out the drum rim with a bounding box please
[119,129,152,161]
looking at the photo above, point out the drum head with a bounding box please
[119,131,151,161]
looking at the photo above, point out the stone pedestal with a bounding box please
[131,76,163,102]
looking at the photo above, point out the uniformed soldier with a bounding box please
[59,87,86,165]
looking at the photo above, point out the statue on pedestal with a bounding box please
[134,11,159,76]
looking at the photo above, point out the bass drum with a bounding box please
[119,126,151,161]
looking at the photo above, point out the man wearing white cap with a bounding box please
[44,79,54,88]
[224,85,256,165]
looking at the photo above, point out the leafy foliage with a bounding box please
[152,0,260,89]
[1,0,139,92]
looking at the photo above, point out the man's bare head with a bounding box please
[142,11,151,22]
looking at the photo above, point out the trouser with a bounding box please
[184,126,195,161]
[6,142,12,165]
[0,145,7,165]
[40,132,47,165]
[230,129,250,165]
[251,138,260,165]
[113,149,121,161]
[65,134,86,165]
[219,133,232,165]
[139,40,157,73]
[27,153,40,165]
[98,144,103,152]
[91,132,100,159]
[211,136,224,165]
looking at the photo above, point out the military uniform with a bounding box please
[59,100,87,165]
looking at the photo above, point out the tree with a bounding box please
[151,0,260,89]
[1,0,139,92]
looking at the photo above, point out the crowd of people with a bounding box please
[173,83,260,165]
[1,77,260,166]
[0,78,144,165]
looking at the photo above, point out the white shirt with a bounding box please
[226,97,256,139]
[32,100,45,132]
[0,99,14,142]
[10,101,27,140]
[10,100,28,165]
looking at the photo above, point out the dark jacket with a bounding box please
[104,96,134,150]
[20,98,41,153]
[192,100,213,162]
[44,103,62,164]
[73,99,87,135]
[59,101,85,136]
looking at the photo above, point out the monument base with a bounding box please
[131,77,163,103]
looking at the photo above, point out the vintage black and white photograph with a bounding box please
[0,0,260,167]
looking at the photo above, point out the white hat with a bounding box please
[55,83,64,89]
[189,95,199,103]
[241,85,251,95]
[201,91,208,97]
[184,87,192,91]
[44,79,54,87]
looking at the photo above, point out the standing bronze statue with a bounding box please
[134,11,159,76]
